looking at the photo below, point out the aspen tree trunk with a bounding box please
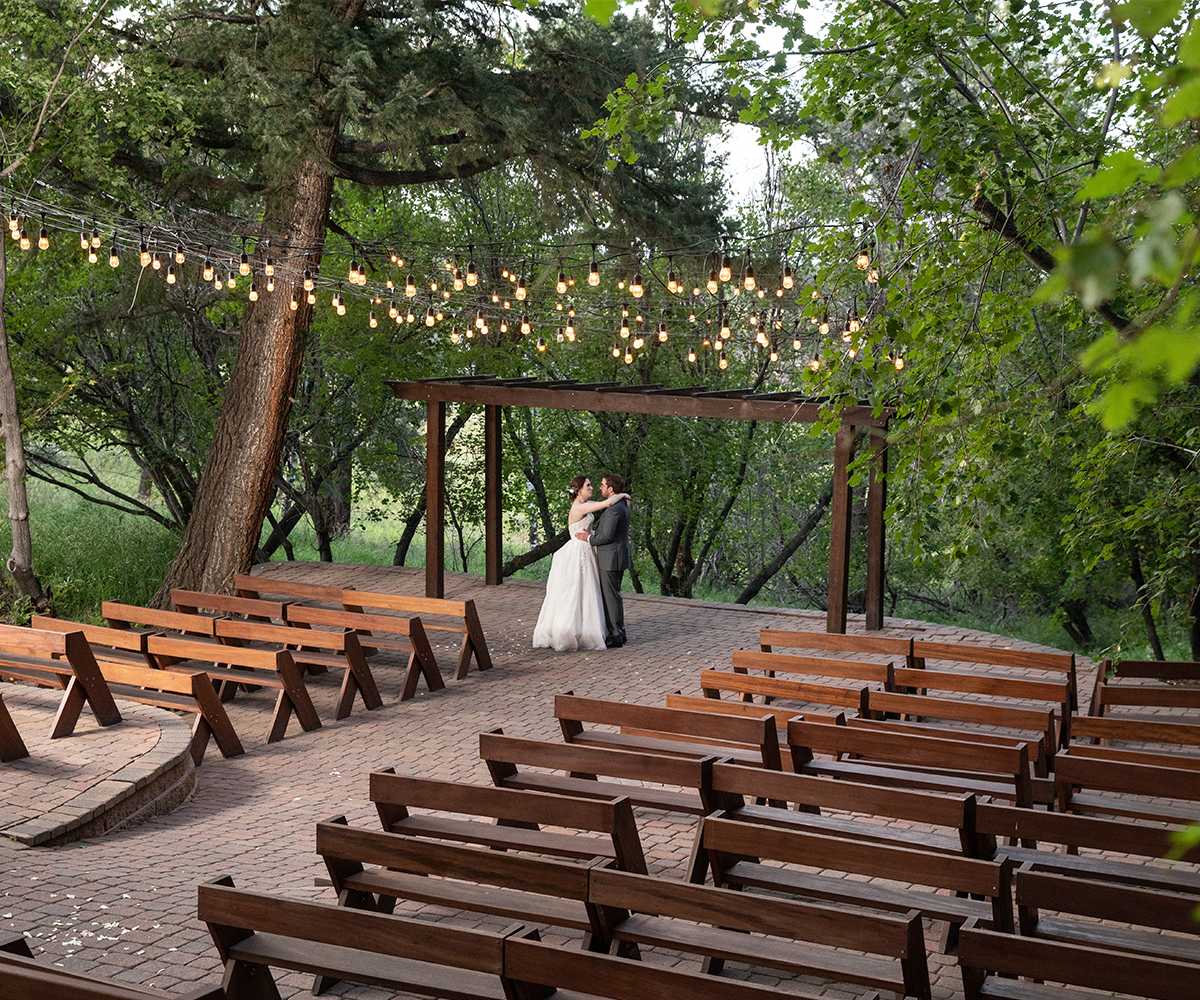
[0,233,51,612]
[152,0,366,601]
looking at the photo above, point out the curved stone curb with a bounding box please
[3,699,195,848]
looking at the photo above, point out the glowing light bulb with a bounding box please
[624,350,633,364]
[302,269,313,291]
[369,311,378,328]
[175,247,186,264]
[793,336,802,351]
[819,312,830,335]
[589,259,599,286]
[687,346,697,362]
[389,300,399,320]
[810,351,820,371]
[633,333,645,350]
[91,228,100,249]
[248,281,258,302]
[454,272,464,291]
[782,266,793,290]
[516,277,526,300]
[536,334,546,352]
[291,291,299,311]
[266,276,275,292]
[204,259,214,282]
[556,270,567,294]
[167,264,177,284]
[429,279,438,293]
[743,263,755,290]
[521,314,531,335]
[658,321,668,342]
[667,263,677,293]
[630,272,643,298]
[720,255,731,282]
[894,354,905,370]
[349,259,359,282]
[856,251,870,270]
[466,260,477,286]
[405,274,416,297]
[426,306,436,327]
[612,341,621,358]
[19,229,30,251]
[848,343,858,358]
[719,352,728,369]
[707,271,718,294]
[450,326,460,343]
[620,320,630,338]
[227,270,237,289]
[239,251,250,276]
[475,307,485,329]
[140,244,151,268]
[38,227,48,251]
[307,289,316,305]
[88,248,98,264]
[151,253,161,270]
[868,268,879,283]
[80,231,90,250]
[714,337,724,351]
[499,320,508,333]
[109,245,119,267]
[336,296,346,317]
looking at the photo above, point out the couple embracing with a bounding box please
[532,473,631,652]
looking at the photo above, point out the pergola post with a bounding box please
[484,404,503,585]
[425,400,446,599]
[864,427,888,631]
[826,423,856,634]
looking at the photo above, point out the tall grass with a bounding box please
[0,477,179,623]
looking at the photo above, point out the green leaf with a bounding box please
[1162,76,1200,125]
[1115,0,1184,38]
[1160,145,1200,188]
[583,0,620,25]
[1181,24,1200,66]
[1076,149,1145,200]
[1087,376,1159,430]
[1094,62,1132,88]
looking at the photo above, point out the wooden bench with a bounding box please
[212,618,381,720]
[911,638,1078,710]
[696,812,1014,952]
[702,760,976,858]
[760,627,912,659]
[1071,711,1200,749]
[145,634,321,743]
[1054,745,1200,824]
[788,717,1036,806]
[700,669,872,717]
[556,693,783,769]
[172,589,289,625]
[664,691,843,727]
[0,690,28,760]
[957,918,1197,1000]
[32,616,244,764]
[480,729,719,816]
[1014,861,1200,965]
[1090,656,1200,710]
[0,931,224,999]
[237,572,493,679]
[971,798,1200,895]
[283,604,442,701]
[864,689,1058,776]
[0,624,121,738]
[590,866,932,999]
[103,601,220,638]
[200,878,862,1000]
[316,815,612,955]
[369,771,648,875]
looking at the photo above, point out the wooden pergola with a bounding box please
[387,375,895,633]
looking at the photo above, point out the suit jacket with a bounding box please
[590,500,631,571]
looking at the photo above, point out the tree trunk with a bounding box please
[736,481,833,605]
[0,234,51,612]
[152,0,365,602]
[1129,549,1165,661]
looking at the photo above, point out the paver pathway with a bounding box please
[0,563,1096,998]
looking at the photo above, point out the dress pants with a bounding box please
[599,567,626,644]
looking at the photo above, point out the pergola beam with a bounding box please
[393,377,894,631]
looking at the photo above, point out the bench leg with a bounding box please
[221,959,283,1000]
[49,677,87,738]
[338,647,382,717]
[277,663,322,734]
[0,697,29,761]
[454,632,473,681]
[464,602,492,670]
[191,681,246,760]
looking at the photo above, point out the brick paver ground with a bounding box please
[0,564,1100,998]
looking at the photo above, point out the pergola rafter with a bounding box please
[387,375,894,633]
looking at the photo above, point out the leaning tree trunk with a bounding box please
[152,2,366,601]
[0,234,51,612]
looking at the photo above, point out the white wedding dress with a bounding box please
[532,513,607,651]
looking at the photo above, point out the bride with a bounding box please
[532,475,630,651]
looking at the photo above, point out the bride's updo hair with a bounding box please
[566,475,587,501]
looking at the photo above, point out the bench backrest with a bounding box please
[1101,657,1200,681]
[556,693,779,766]
[1071,713,1200,748]
[172,589,287,622]
[31,616,151,654]
[957,921,1193,1000]
[732,649,894,685]
[233,573,346,604]
[701,812,1008,898]
[146,634,290,672]
[1092,681,1200,710]
[0,623,73,659]
[701,670,871,715]
[285,603,414,636]
[760,628,912,658]
[214,617,353,652]
[340,589,467,619]
[104,602,218,637]
[709,761,974,832]
[368,771,647,873]
[1015,863,1200,934]
[911,640,1074,676]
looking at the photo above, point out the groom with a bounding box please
[576,473,630,648]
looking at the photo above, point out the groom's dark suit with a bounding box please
[590,500,630,647]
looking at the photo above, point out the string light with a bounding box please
[556,266,567,295]
[536,333,546,351]
[520,313,531,335]
[450,325,460,343]
[405,274,417,297]
[466,254,477,286]
[687,344,697,362]
[667,259,678,294]
[239,249,251,276]
[856,251,870,270]
[109,239,119,268]
[516,276,526,300]
[720,250,732,283]
[266,275,274,292]
[307,288,316,305]
[227,269,237,289]
[369,310,378,328]
[248,279,258,302]
[589,247,600,286]
[80,230,89,250]
[782,265,793,290]
[291,290,299,311]
[151,252,161,271]
[707,269,719,294]
[624,350,633,364]
[612,341,622,358]
[743,258,755,291]
[37,214,48,250]
[425,305,436,327]
[719,351,728,369]
[810,350,820,371]
[204,253,215,282]
[166,263,176,284]
[175,246,185,264]
[630,270,644,298]
[19,228,30,251]
[389,299,399,320]
[658,320,668,343]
